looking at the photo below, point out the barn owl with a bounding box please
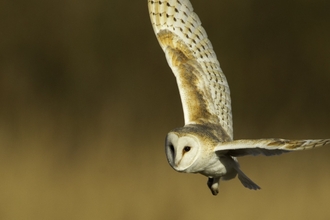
[148,0,330,195]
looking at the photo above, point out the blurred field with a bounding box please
[0,0,330,219]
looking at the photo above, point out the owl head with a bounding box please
[165,125,221,173]
[165,131,201,173]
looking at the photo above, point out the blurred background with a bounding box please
[0,0,330,219]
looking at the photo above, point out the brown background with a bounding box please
[1,0,330,219]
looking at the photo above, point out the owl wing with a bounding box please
[148,0,233,139]
[214,138,330,157]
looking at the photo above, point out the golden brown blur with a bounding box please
[1,0,330,219]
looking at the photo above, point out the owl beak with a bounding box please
[169,162,180,172]
[173,159,186,173]
[174,158,181,168]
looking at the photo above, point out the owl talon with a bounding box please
[207,177,220,196]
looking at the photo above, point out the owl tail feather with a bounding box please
[235,168,261,190]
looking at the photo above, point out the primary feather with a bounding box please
[215,138,330,157]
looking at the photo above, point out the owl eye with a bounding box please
[169,144,175,154]
[183,146,191,153]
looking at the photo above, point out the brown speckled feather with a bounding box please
[148,0,233,139]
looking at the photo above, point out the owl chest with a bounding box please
[198,155,230,177]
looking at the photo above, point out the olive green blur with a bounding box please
[0,0,330,219]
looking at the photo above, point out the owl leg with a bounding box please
[207,177,220,195]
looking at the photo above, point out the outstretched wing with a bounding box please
[148,0,233,139]
[215,138,330,157]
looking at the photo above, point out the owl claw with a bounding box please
[207,177,220,196]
